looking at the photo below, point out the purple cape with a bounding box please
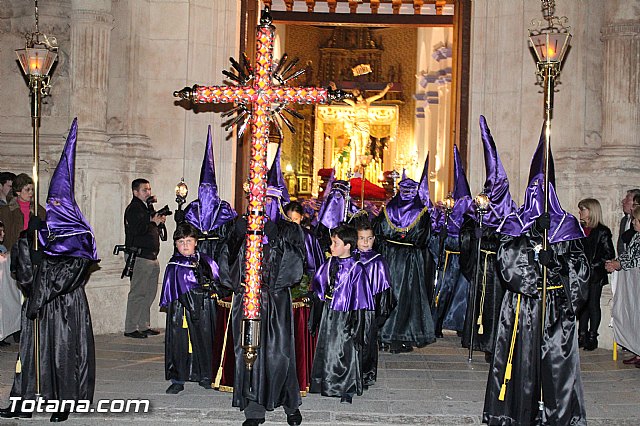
[312,256,374,311]
[184,126,237,231]
[159,252,219,307]
[304,227,325,277]
[41,118,98,261]
[357,249,391,295]
[498,127,584,243]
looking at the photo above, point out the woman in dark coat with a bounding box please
[577,198,615,350]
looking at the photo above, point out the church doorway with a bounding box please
[235,0,470,209]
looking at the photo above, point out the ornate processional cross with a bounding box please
[174,7,345,369]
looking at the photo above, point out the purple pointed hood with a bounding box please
[433,146,473,238]
[317,179,358,229]
[40,118,98,260]
[418,154,434,209]
[385,176,426,229]
[498,126,584,243]
[184,126,237,231]
[265,143,290,222]
[479,115,517,228]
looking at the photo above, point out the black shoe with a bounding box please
[584,332,598,351]
[0,340,10,347]
[484,352,492,364]
[287,409,302,425]
[124,331,147,339]
[50,411,69,422]
[0,405,32,419]
[242,419,265,426]
[390,343,413,354]
[578,333,586,348]
[340,394,353,404]
[416,342,429,348]
[435,331,444,338]
[378,342,390,352]
[142,328,160,336]
[199,379,212,389]
[166,383,184,394]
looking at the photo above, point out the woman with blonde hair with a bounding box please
[577,198,615,350]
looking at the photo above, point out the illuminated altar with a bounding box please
[313,104,399,189]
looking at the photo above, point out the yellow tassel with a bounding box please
[16,358,21,374]
[499,384,506,401]
[478,324,484,335]
[182,309,188,329]
[505,363,512,380]
[214,366,224,389]
[477,314,483,325]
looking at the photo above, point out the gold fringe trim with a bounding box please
[383,206,429,234]
[16,357,21,374]
[537,285,563,291]
[217,385,233,393]
[216,299,233,309]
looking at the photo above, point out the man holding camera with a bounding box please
[123,178,167,338]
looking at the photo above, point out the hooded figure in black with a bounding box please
[0,119,99,422]
[183,125,238,262]
[482,128,589,426]
[431,145,474,337]
[460,116,516,358]
[373,156,436,352]
[219,146,305,425]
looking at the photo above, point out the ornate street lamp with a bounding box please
[14,0,58,398]
[527,0,571,417]
[15,0,58,247]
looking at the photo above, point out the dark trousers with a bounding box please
[579,284,604,335]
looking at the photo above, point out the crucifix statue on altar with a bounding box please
[174,7,346,371]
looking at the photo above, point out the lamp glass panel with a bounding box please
[529,33,571,63]
[15,47,57,77]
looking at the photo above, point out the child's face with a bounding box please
[175,236,197,256]
[357,229,375,252]
[330,235,351,258]
[287,210,303,225]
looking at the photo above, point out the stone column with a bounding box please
[70,0,113,140]
[599,1,640,158]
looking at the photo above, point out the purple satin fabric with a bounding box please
[312,256,374,311]
[477,115,517,228]
[42,118,98,261]
[385,179,426,229]
[304,228,325,277]
[497,130,584,243]
[317,180,359,230]
[184,191,237,232]
[159,252,219,307]
[357,250,391,295]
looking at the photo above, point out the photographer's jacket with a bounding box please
[125,197,160,260]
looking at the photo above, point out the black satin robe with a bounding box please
[372,211,436,346]
[222,218,304,412]
[483,230,589,426]
[459,219,505,354]
[163,257,222,385]
[10,236,96,402]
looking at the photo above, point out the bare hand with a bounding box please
[605,259,621,273]
[386,83,393,90]
[151,214,166,225]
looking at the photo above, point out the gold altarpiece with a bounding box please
[313,104,399,193]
